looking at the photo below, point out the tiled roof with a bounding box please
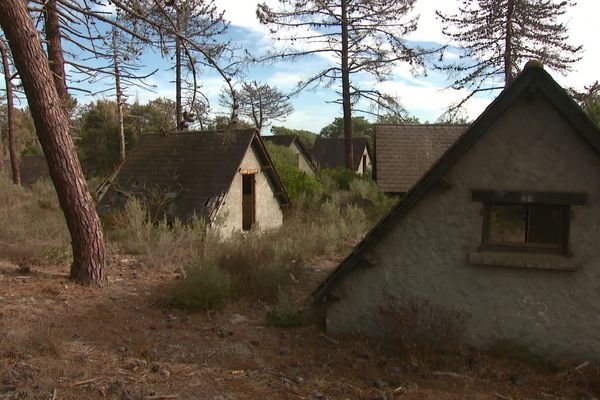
[97,129,289,222]
[375,124,467,193]
[263,135,296,147]
[311,137,371,170]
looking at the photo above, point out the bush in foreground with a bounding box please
[266,289,304,328]
[168,261,232,310]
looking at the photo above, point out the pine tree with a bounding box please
[437,0,582,115]
[257,0,429,169]
[220,81,293,132]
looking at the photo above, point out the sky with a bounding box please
[201,0,598,133]
[6,0,598,134]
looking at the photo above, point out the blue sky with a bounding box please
[13,0,599,134]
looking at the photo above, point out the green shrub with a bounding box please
[348,178,398,220]
[37,244,71,266]
[266,289,304,327]
[265,142,323,201]
[320,167,363,190]
[208,235,301,302]
[168,261,232,310]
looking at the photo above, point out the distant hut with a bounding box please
[311,137,372,174]
[97,129,290,237]
[263,135,317,175]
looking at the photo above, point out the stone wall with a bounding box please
[290,142,315,176]
[356,147,372,175]
[216,144,284,238]
[325,92,600,360]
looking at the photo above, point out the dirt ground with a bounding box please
[0,257,596,400]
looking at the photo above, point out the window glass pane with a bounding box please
[527,205,563,245]
[488,205,527,243]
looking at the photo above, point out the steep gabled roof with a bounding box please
[263,135,296,147]
[312,61,600,305]
[18,155,49,186]
[263,134,317,172]
[97,129,290,222]
[375,124,467,193]
[311,137,372,171]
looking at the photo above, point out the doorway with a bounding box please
[242,173,256,231]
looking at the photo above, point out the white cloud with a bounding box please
[407,0,456,44]
[73,1,600,131]
[267,71,303,90]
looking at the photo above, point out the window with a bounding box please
[472,190,586,255]
[483,204,568,253]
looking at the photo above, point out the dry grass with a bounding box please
[0,177,373,311]
[106,197,206,268]
[0,177,70,264]
[98,190,371,310]
[20,324,64,357]
[376,295,469,360]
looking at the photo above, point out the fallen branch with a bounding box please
[70,378,97,386]
[203,350,216,366]
[431,371,489,383]
[319,333,339,345]
[575,361,590,371]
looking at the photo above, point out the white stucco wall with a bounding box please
[356,147,372,174]
[289,142,315,176]
[325,92,600,360]
[214,144,284,238]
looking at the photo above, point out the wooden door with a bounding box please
[242,173,255,231]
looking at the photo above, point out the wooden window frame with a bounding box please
[480,203,570,255]
[472,190,585,255]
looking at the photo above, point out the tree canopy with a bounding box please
[437,0,582,116]
[570,81,600,127]
[221,81,293,131]
[271,126,318,147]
[257,0,429,168]
[319,117,373,140]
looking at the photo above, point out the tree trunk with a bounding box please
[0,0,106,285]
[0,40,20,185]
[175,11,183,130]
[340,0,354,170]
[44,0,69,106]
[0,118,4,174]
[257,91,264,133]
[504,0,515,87]
[113,29,126,162]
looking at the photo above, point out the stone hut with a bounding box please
[263,134,317,175]
[312,62,600,360]
[97,129,290,237]
[311,137,373,175]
